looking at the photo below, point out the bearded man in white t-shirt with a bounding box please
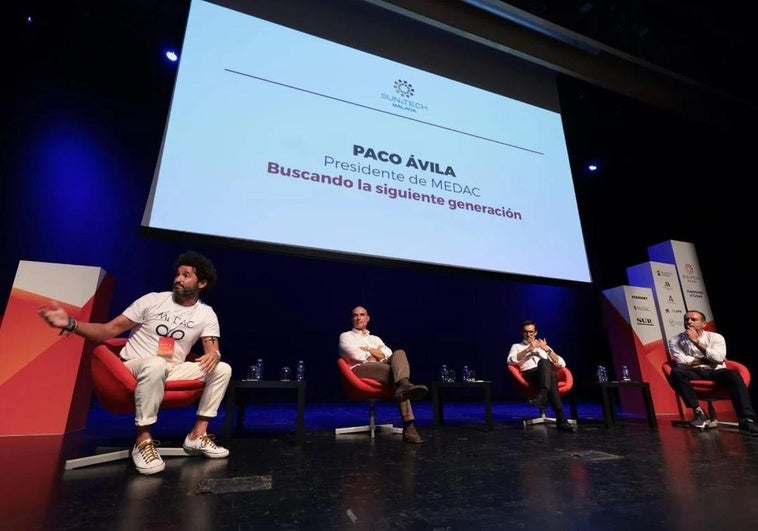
[39,251,232,475]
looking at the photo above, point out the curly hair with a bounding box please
[174,251,217,293]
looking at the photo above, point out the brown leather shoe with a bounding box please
[394,381,428,401]
[402,423,423,443]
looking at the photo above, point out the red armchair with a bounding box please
[64,338,205,470]
[508,363,578,428]
[662,359,751,428]
[334,357,402,439]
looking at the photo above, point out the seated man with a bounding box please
[667,310,758,435]
[507,320,575,432]
[339,306,427,443]
[38,251,233,474]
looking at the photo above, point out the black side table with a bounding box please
[431,380,493,431]
[223,379,306,445]
[599,380,658,429]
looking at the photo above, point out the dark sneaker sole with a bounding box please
[556,422,577,433]
[398,387,428,401]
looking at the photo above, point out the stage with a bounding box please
[4,400,758,530]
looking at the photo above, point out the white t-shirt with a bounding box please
[119,291,220,365]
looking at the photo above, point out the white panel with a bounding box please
[602,285,663,346]
[648,239,713,321]
[627,261,686,351]
[13,261,108,307]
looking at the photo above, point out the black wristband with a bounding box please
[59,316,78,336]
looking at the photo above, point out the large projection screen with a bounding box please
[142,0,592,283]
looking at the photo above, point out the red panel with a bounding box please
[601,296,681,415]
[0,263,114,436]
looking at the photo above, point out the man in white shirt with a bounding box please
[507,319,575,432]
[39,251,233,474]
[667,310,758,435]
[339,306,427,443]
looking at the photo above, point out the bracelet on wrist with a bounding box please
[59,316,78,336]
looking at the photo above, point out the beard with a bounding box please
[173,283,200,302]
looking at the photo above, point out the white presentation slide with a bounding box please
[142,0,592,283]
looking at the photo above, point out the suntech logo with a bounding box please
[380,79,428,113]
[394,79,415,98]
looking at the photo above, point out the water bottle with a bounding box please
[597,365,608,383]
[296,360,305,381]
[440,364,448,382]
[256,358,264,380]
[462,365,469,382]
[622,365,631,382]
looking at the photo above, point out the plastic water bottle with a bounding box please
[597,365,608,383]
[296,360,305,381]
[462,365,469,382]
[440,364,448,382]
[622,365,631,382]
[256,358,264,380]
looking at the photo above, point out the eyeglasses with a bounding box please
[522,330,537,335]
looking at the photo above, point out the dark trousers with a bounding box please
[522,358,564,416]
[668,366,755,418]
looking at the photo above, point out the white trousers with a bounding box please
[123,356,232,426]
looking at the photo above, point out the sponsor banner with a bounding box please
[648,240,714,329]
[627,261,687,353]
[602,285,680,415]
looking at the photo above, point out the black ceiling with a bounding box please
[10,1,753,106]
[502,0,754,106]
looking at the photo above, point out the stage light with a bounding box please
[165,50,178,62]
